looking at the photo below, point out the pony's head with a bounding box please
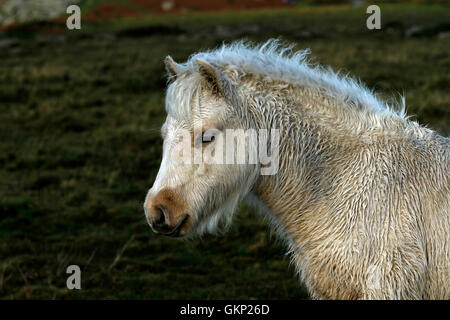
[143,56,259,238]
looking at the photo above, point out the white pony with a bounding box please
[144,40,449,299]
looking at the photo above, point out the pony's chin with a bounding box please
[173,214,194,238]
[187,211,233,238]
[152,214,193,238]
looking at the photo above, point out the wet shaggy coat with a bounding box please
[159,40,450,299]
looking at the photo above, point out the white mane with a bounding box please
[175,39,407,120]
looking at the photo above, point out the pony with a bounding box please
[143,40,449,299]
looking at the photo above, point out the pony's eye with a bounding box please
[201,132,215,143]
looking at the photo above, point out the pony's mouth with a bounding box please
[161,214,189,238]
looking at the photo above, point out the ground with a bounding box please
[0,3,448,299]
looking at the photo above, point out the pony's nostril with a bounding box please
[155,206,167,228]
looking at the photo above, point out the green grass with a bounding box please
[0,3,449,299]
[79,0,152,12]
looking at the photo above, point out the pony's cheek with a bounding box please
[195,163,208,177]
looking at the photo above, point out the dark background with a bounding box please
[0,0,448,299]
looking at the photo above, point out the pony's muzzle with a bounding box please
[144,188,190,237]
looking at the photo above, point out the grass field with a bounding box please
[0,3,449,299]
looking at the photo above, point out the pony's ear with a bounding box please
[165,56,181,80]
[196,58,231,98]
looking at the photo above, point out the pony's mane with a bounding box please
[174,39,406,119]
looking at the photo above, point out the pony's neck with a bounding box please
[241,80,407,235]
[244,83,363,241]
